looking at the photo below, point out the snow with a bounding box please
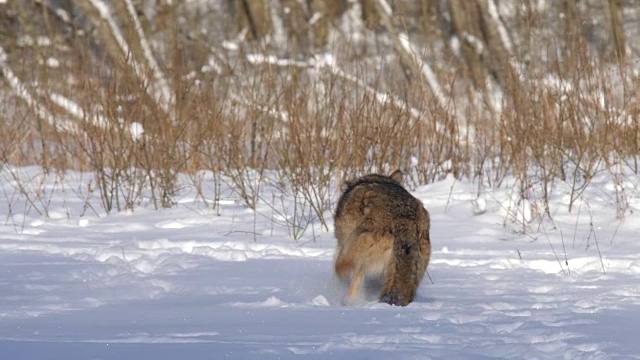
[45,57,60,68]
[129,122,145,141]
[16,35,52,48]
[2,167,640,359]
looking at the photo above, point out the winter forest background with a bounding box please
[1,0,638,221]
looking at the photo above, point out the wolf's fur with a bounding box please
[334,170,431,306]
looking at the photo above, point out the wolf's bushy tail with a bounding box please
[381,219,424,306]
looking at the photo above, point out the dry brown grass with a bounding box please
[0,1,638,229]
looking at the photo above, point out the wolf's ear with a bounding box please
[389,169,403,185]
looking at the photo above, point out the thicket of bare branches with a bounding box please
[0,0,639,230]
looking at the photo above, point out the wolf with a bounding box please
[334,170,431,306]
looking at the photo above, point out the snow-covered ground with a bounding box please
[1,167,640,359]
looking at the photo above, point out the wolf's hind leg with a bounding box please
[334,251,354,282]
[346,266,364,303]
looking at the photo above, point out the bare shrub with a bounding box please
[0,0,638,244]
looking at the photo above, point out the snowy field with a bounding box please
[2,167,640,359]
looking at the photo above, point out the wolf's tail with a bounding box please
[381,220,424,306]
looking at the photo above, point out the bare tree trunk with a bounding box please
[369,0,453,117]
[310,0,344,49]
[131,0,151,34]
[605,0,626,65]
[563,0,580,40]
[361,0,381,30]
[280,0,310,56]
[235,0,273,40]
[448,0,486,89]
[156,0,179,141]
[448,0,511,90]
[75,0,174,121]
[483,0,513,86]
[419,0,440,36]
[0,4,19,51]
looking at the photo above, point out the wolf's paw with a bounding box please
[380,291,410,307]
[341,294,360,307]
